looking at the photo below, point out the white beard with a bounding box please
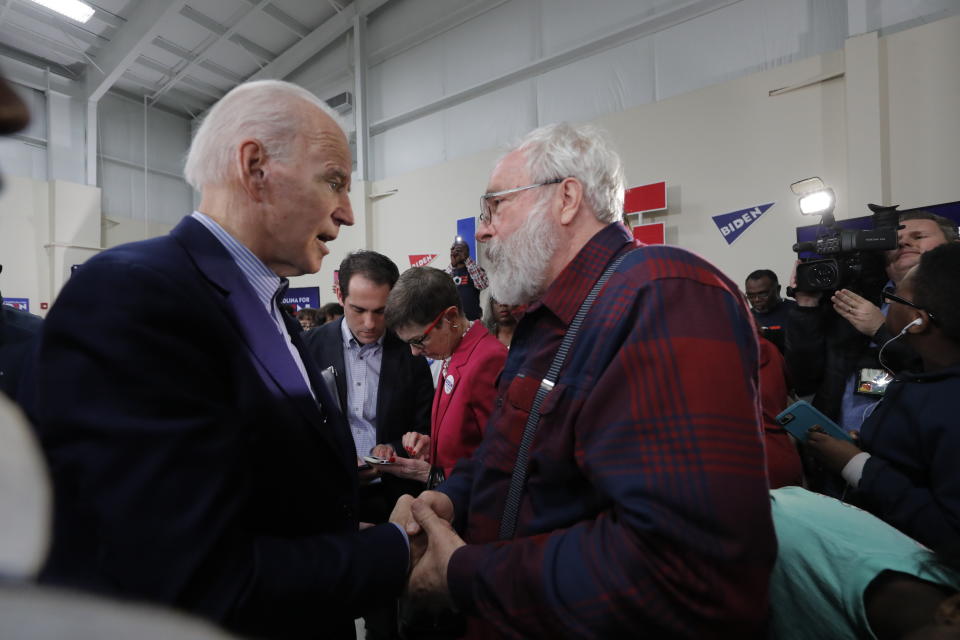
[483,201,559,305]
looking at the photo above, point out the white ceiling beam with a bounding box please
[84,0,188,101]
[370,0,744,136]
[367,0,509,67]
[149,0,271,105]
[247,0,391,82]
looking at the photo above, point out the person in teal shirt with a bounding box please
[770,487,960,639]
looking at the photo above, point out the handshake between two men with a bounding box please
[372,430,465,613]
[389,491,464,613]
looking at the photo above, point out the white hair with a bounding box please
[483,195,559,305]
[184,80,343,190]
[515,122,625,224]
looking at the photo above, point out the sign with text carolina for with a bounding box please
[409,254,437,268]
[282,287,320,312]
[2,298,29,312]
[712,202,774,245]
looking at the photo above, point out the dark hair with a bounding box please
[385,267,461,331]
[746,269,779,286]
[338,251,399,299]
[900,210,959,242]
[451,240,470,256]
[912,242,960,342]
[297,308,320,322]
[319,302,343,319]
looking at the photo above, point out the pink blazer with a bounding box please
[431,321,507,476]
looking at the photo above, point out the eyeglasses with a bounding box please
[405,307,449,350]
[745,289,774,301]
[882,287,936,322]
[479,178,564,225]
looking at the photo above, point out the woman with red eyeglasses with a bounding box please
[379,267,507,489]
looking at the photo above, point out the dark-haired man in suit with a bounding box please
[303,250,434,523]
[303,250,433,640]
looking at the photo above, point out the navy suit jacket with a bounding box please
[302,319,433,451]
[25,216,408,639]
[302,319,433,509]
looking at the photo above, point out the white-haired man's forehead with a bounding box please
[487,148,530,191]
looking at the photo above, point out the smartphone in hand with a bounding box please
[776,400,853,443]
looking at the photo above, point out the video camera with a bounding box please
[787,178,900,295]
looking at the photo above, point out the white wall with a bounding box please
[344,0,956,181]
[98,94,193,228]
[3,7,958,312]
[360,15,960,296]
[0,176,101,314]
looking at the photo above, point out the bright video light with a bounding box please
[27,0,95,23]
[799,190,834,215]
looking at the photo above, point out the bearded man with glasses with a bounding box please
[392,122,776,638]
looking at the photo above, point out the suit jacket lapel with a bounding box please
[171,217,354,474]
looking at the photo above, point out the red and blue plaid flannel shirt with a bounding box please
[438,223,776,638]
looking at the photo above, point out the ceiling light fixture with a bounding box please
[26,0,96,24]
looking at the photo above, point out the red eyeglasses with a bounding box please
[405,307,450,349]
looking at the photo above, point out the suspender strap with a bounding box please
[498,249,630,540]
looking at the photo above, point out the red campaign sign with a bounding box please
[624,181,667,214]
[409,254,438,268]
[633,222,665,245]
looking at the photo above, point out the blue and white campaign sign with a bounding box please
[282,287,320,312]
[712,202,774,245]
[3,298,29,312]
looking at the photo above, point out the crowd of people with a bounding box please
[0,72,958,640]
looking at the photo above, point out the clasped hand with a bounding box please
[389,491,464,611]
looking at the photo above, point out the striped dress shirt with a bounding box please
[190,211,315,400]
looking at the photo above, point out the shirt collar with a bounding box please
[339,315,385,351]
[528,223,633,325]
[190,211,286,312]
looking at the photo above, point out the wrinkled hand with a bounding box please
[390,495,426,569]
[832,289,884,336]
[391,491,454,538]
[407,498,465,611]
[806,426,862,474]
[402,432,431,461]
[379,456,431,483]
[390,492,455,571]
[371,444,396,459]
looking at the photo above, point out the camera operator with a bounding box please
[786,211,957,433]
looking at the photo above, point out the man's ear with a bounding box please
[557,177,584,225]
[237,139,268,201]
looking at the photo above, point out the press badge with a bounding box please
[855,367,893,397]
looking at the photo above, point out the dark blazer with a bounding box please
[302,318,433,503]
[0,304,42,400]
[24,216,408,639]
